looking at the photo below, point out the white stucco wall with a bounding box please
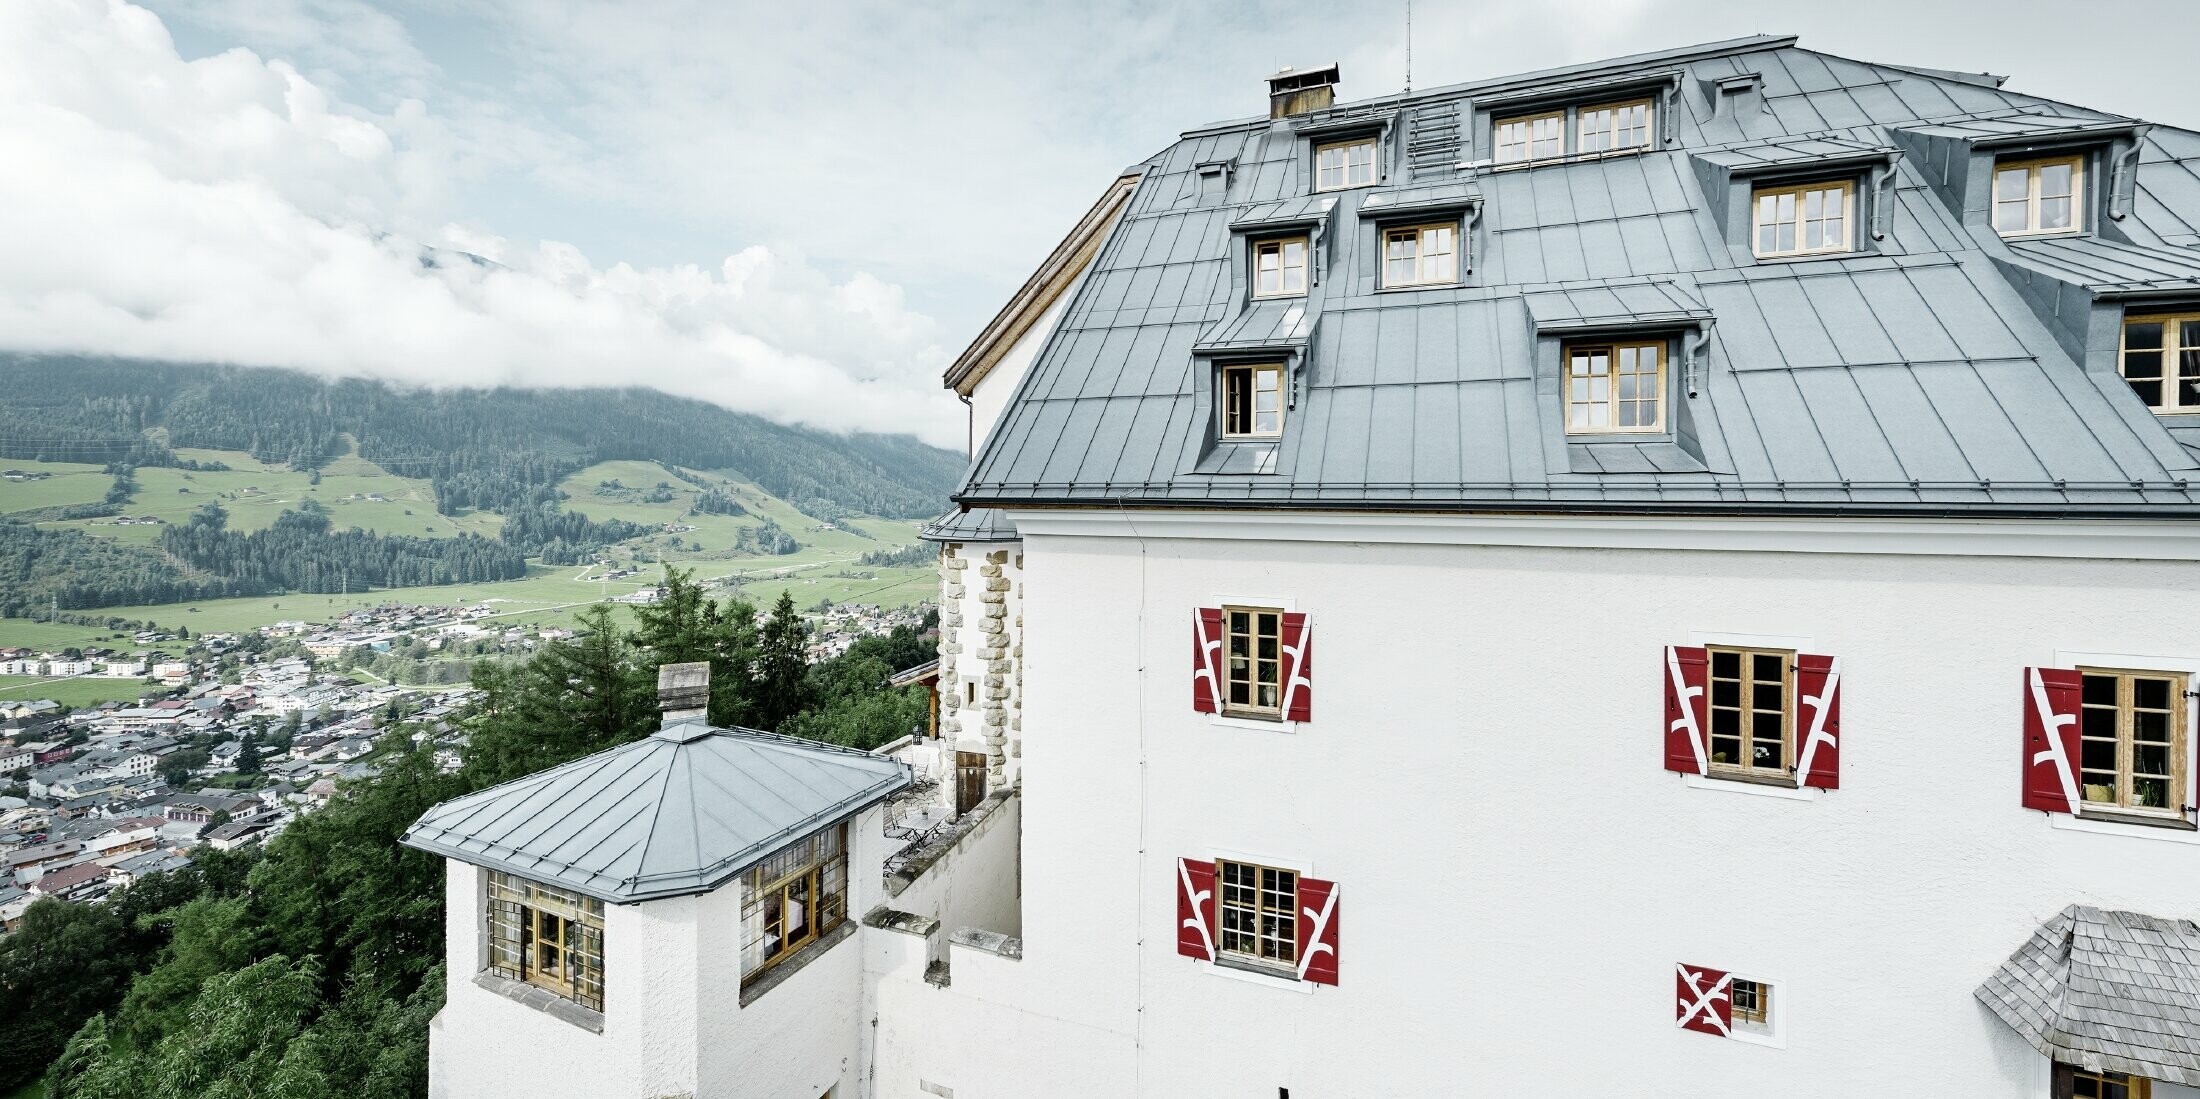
[882,792,1023,941]
[884,516,2200,1097]
[964,276,1078,454]
[430,804,894,1099]
[429,862,702,1099]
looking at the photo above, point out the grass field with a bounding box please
[0,451,937,650]
[0,460,111,512]
[0,619,145,651]
[0,675,162,706]
[1,442,502,545]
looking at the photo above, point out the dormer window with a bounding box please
[1253,237,1309,298]
[1753,180,1852,258]
[1314,138,1377,191]
[1993,154,2084,236]
[1381,223,1458,288]
[2119,313,2200,414]
[1564,338,1666,434]
[1495,111,1564,165]
[1577,98,1654,155]
[1221,363,1285,439]
[1494,97,1655,166]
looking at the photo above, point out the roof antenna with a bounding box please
[1403,0,1413,94]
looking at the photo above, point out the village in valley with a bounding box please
[0,590,929,933]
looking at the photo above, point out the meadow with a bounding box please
[0,454,937,649]
[0,675,163,707]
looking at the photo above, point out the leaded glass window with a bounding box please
[739,823,849,982]
[486,871,606,1012]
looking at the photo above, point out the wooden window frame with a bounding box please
[1705,646,1796,784]
[1216,858,1298,968]
[1752,180,1855,258]
[1380,222,1460,288]
[2118,312,2200,415]
[1313,137,1378,192]
[1221,605,1283,719]
[2076,667,2188,819]
[1576,97,1655,157]
[1562,338,1668,435]
[1220,363,1286,440]
[2057,1062,2153,1099]
[740,823,849,984]
[1493,109,1565,166]
[486,870,606,1012]
[1993,153,2086,238]
[1253,236,1310,299]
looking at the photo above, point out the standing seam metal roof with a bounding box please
[401,722,911,903]
[957,37,2200,518]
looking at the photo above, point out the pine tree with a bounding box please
[751,591,810,732]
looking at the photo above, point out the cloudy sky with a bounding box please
[1,0,2191,449]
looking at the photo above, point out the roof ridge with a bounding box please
[1181,34,1798,137]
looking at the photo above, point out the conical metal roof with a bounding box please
[402,720,912,903]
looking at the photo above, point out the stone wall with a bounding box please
[934,540,1024,797]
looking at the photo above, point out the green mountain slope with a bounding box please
[0,356,964,521]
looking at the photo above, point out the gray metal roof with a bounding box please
[2004,236,2200,295]
[401,722,911,903]
[920,507,1019,544]
[1976,905,2200,1086]
[959,37,2200,518]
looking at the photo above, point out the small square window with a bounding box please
[1577,98,1654,156]
[1217,858,1296,964]
[1381,223,1458,288]
[1494,110,1563,165]
[1314,138,1377,191]
[1563,339,1666,434]
[1753,181,1853,258]
[1993,154,2085,237]
[1729,978,1774,1034]
[2119,313,2200,414]
[1221,363,1285,439]
[1253,237,1309,298]
[1221,606,1282,717]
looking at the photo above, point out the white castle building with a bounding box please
[408,35,2200,1098]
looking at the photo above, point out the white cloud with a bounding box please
[0,0,963,448]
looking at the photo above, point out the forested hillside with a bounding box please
[0,357,962,520]
[0,571,934,1098]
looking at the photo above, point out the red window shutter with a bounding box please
[1794,653,1842,790]
[1295,875,1339,986]
[1176,858,1217,961]
[1664,646,1709,775]
[1675,963,1732,1036]
[1192,609,1224,714]
[2023,667,2083,814]
[1280,612,1313,723]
